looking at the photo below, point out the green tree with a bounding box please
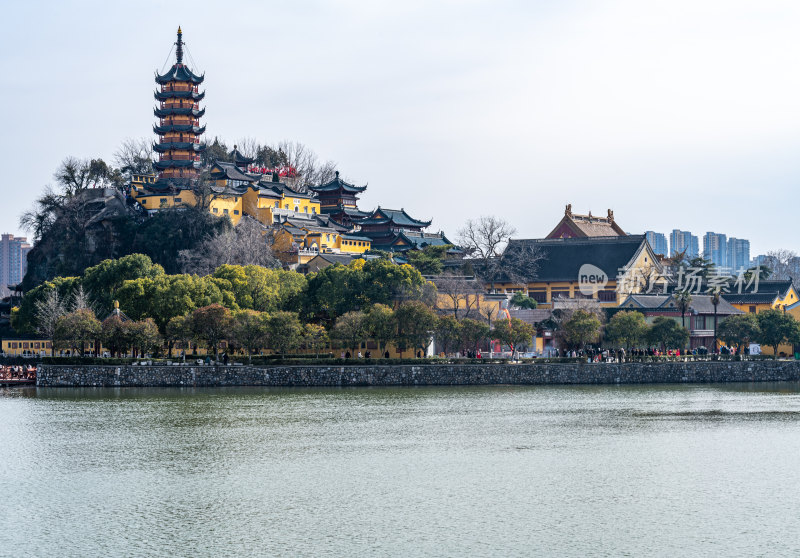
[492,317,535,357]
[230,309,269,362]
[756,309,800,359]
[361,259,428,307]
[302,323,329,359]
[331,311,367,356]
[717,314,760,355]
[127,319,162,357]
[266,311,303,356]
[604,310,648,350]
[562,309,601,350]
[362,304,395,355]
[101,315,130,357]
[646,316,689,350]
[406,245,451,275]
[510,292,538,310]
[458,318,490,355]
[188,304,233,358]
[82,254,165,313]
[165,315,192,358]
[132,206,232,274]
[303,264,364,324]
[116,273,237,332]
[54,309,102,356]
[509,318,536,354]
[673,290,692,329]
[394,301,438,357]
[434,315,461,355]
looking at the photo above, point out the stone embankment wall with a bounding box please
[37,361,800,387]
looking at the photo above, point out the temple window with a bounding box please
[174,198,182,203]
[233,210,239,215]
[223,209,229,215]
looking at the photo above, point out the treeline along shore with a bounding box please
[36,360,800,388]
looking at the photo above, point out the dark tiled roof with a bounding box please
[155,64,205,84]
[154,107,205,118]
[625,294,670,308]
[620,293,743,315]
[687,295,743,314]
[309,171,367,194]
[263,181,314,199]
[342,234,371,241]
[721,292,779,304]
[360,207,432,228]
[211,162,256,183]
[509,308,554,324]
[153,124,206,135]
[152,142,206,153]
[229,147,254,166]
[154,89,205,101]
[504,235,652,282]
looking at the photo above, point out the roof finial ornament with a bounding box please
[565,203,572,218]
[335,170,340,178]
[176,26,184,65]
[607,209,614,222]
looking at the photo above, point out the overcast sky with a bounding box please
[2,0,799,256]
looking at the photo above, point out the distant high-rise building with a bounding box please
[703,232,728,270]
[669,229,699,259]
[0,234,31,292]
[726,238,750,272]
[751,254,768,268]
[645,231,668,256]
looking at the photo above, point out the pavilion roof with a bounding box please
[309,171,367,194]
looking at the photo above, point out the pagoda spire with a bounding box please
[176,26,184,65]
[152,27,206,187]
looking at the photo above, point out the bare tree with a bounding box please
[179,216,280,275]
[433,273,483,319]
[188,170,217,211]
[70,285,97,315]
[458,216,543,292]
[277,140,338,189]
[763,249,799,286]
[54,157,117,195]
[234,137,260,159]
[34,289,66,347]
[114,138,154,176]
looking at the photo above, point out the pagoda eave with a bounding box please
[153,107,205,118]
[153,124,206,135]
[154,90,205,101]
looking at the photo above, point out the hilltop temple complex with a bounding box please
[129,28,455,269]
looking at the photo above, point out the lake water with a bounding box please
[2,383,800,557]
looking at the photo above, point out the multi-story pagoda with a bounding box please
[152,27,206,190]
[308,171,369,227]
